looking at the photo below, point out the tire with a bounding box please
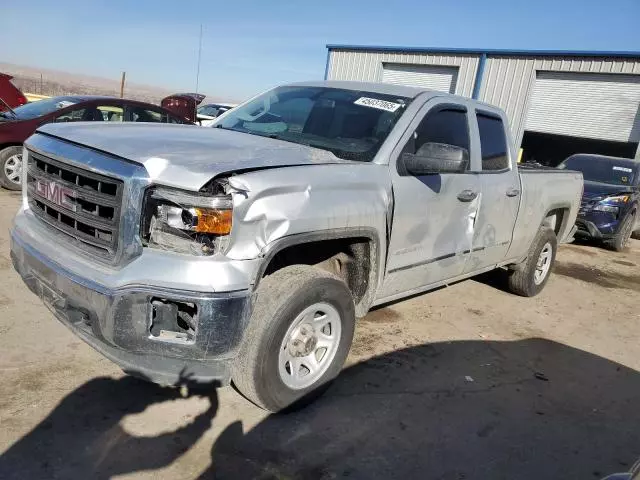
[607,211,636,252]
[231,265,355,412]
[508,227,557,297]
[0,146,23,191]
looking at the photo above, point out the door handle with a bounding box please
[506,187,520,197]
[457,190,478,202]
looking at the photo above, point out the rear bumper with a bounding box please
[10,229,252,386]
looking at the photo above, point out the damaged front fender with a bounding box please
[224,163,392,295]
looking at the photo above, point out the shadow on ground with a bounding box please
[0,375,219,480]
[1,339,639,479]
[205,338,639,479]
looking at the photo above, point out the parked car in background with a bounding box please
[558,154,640,251]
[0,73,28,112]
[197,102,236,126]
[11,81,582,412]
[0,95,189,190]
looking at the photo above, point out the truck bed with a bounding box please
[506,168,583,261]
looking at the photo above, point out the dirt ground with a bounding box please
[0,188,638,479]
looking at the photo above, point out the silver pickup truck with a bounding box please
[11,81,582,411]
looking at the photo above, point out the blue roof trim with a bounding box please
[326,44,640,58]
[472,53,487,100]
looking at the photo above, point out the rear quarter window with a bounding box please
[477,112,509,171]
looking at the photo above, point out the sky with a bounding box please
[2,0,639,102]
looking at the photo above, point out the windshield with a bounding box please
[216,86,411,162]
[10,97,80,120]
[559,155,637,186]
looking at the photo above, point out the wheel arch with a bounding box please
[0,142,24,153]
[253,227,381,317]
[541,203,571,241]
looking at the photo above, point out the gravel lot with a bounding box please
[0,188,638,479]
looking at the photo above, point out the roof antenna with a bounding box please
[195,24,203,95]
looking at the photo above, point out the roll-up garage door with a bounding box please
[382,64,458,93]
[526,71,640,142]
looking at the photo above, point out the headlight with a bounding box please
[602,195,630,204]
[593,204,619,213]
[142,187,232,256]
[593,195,629,214]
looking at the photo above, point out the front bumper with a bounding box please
[575,214,620,240]
[10,228,252,386]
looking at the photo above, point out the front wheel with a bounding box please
[508,227,557,297]
[607,211,636,252]
[0,146,23,191]
[231,265,355,412]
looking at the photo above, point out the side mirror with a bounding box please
[400,142,469,175]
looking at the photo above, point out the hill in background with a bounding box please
[0,62,227,105]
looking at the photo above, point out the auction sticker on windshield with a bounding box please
[354,97,402,112]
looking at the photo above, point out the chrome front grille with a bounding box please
[26,150,123,258]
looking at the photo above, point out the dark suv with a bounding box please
[559,154,640,251]
[0,96,189,190]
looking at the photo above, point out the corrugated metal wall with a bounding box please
[327,49,480,98]
[327,48,640,149]
[479,56,640,144]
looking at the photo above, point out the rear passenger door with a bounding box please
[381,98,480,299]
[464,109,520,272]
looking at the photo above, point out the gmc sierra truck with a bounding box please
[11,81,583,411]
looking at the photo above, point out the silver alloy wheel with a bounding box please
[278,302,342,390]
[4,153,22,186]
[534,242,553,285]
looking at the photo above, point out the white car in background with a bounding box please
[197,103,236,126]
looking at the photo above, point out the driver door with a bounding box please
[380,98,481,299]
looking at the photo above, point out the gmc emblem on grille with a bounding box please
[35,180,77,212]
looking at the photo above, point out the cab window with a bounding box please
[400,105,470,174]
[55,108,86,122]
[97,105,124,122]
[128,106,178,123]
[477,112,509,171]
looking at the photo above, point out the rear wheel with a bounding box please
[231,265,355,412]
[508,227,557,297]
[607,211,635,252]
[0,146,23,191]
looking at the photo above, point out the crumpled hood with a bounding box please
[34,122,346,190]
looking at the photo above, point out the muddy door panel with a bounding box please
[380,99,479,298]
[465,110,519,273]
[466,172,519,272]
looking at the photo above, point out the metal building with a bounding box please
[325,45,640,165]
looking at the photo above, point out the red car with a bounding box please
[0,73,28,112]
[0,96,189,190]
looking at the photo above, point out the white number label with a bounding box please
[354,97,402,112]
[613,166,633,173]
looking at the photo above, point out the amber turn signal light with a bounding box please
[192,208,232,235]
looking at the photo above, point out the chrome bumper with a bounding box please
[10,229,252,386]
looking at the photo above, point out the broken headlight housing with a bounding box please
[593,195,630,214]
[141,187,232,256]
